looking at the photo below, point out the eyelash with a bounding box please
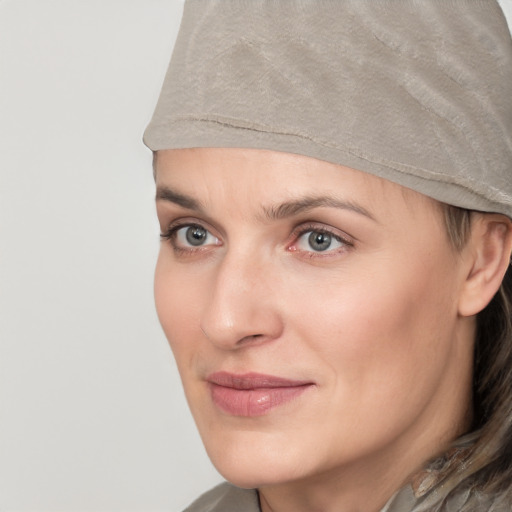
[289,223,354,256]
[160,222,220,255]
[160,221,354,257]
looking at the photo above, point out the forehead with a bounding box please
[155,148,442,221]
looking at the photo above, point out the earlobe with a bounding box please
[458,215,512,317]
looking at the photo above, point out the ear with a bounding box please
[458,214,512,317]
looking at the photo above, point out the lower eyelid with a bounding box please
[169,224,221,250]
[290,227,354,254]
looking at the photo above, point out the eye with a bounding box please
[303,231,336,252]
[290,226,352,254]
[161,223,220,250]
[177,225,215,247]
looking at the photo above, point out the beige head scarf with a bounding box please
[144,0,512,218]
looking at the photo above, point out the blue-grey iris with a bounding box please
[186,226,208,246]
[308,232,331,251]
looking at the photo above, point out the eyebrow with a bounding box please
[263,196,377,222]
[156,186,204,212]
[156,186,376,222]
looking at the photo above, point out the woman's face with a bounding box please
[154,148,474,489]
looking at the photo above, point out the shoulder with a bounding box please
[183,482,260,512]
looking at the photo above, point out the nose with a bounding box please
[199,249,284,350]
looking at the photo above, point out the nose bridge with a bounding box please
[200,244,282,348]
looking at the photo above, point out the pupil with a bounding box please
[186,226,207,246]
[308,231,331,251]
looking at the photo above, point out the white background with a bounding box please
[0,1,511,510]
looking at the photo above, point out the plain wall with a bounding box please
[0,1,511,510]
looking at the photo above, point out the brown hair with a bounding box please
[430,205,512,506]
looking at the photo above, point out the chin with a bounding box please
[212,456,299,490]
[199,426,318,489]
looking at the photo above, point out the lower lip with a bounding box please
[209,384,312,417]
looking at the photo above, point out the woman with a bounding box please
[144,1,512,511]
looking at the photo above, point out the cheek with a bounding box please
[288,254,459,418]
[154,252,201,359]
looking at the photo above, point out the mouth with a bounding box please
[206,372,315,417]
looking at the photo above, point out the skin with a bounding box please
[154,147,489,512]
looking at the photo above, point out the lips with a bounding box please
[206,372,314,417]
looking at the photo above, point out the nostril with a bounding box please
[238,334,264,345]
[200,328,264,345]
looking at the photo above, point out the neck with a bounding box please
[258,448,418,512]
